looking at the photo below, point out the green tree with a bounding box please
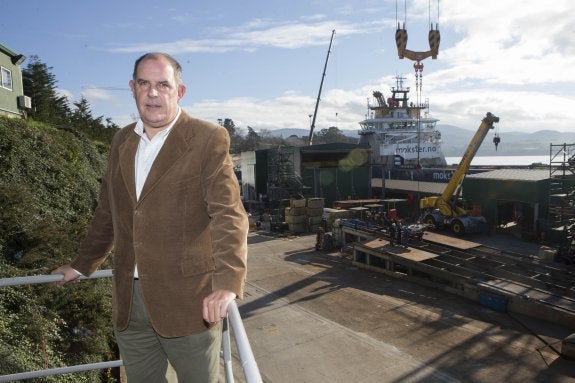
[219,118,245,154]
[258,129,288,149]
[315,126,355,144]
[22,56,119,147]
[70,97,94,130]
[220,118,236,137]
[22,55,70,125]
[241,126,261,152]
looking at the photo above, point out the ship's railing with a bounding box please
[0,270,262,383]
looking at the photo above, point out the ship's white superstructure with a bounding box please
[359,77,446,169]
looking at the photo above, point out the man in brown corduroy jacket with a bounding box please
[52,52,248,383]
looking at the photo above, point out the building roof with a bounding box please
[0,42,25,64]
[372,178,446,195]
[301,142,370,152]
[465,169,550,181]
[0,43,17,56]
[374,169,553,196]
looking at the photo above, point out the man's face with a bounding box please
[129,57,186,131]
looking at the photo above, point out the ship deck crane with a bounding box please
[420,113,500,235]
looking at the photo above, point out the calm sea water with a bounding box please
[445,155,550,166]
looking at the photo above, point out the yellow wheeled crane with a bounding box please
[420,113,500,235]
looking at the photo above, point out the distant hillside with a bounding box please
[267,126,575,157]
[439,125,575,156]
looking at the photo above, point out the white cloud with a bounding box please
[81,86,119,104]
[182,85,369,133]
[107,18,380,54]
[385,0,575,132]
[104,0,575,134]
[428,89,574,132]
[439,0,575,84]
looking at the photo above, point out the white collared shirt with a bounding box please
[133,108,181,277]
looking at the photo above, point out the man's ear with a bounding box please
[178,84,186,100]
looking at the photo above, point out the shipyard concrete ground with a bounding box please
[222,231,575,383]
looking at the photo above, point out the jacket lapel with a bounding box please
[119,130,140,205]
[137,113,193,204]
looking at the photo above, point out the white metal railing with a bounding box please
[0,270,262,383]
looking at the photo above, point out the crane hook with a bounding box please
[493,133,501,150]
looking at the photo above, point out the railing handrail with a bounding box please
[0,270,262,383]
[0,269,113,287]
[0,361,124,382]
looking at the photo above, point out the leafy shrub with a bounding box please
[0,116,116,381]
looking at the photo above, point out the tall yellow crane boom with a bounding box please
[440,112,499,204]
[420,113,500,234]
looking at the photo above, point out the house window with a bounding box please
[1,67,13,90]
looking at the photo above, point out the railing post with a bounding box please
[222,317,235,383]
[228,300,263,383]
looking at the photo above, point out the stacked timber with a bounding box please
[285,198,307,233]
[307,198,325,232]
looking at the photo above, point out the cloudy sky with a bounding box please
[3,0,574,134]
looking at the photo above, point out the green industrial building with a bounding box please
[463,169,551,237]
[463,166,575,243]
[240,143,371,210]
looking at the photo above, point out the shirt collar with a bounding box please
[133,107,182,139]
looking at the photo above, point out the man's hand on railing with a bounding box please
[203,289,236,324]
[51,265,82,288]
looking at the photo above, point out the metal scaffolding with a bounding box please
[548,143,575,261]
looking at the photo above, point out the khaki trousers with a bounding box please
[114,280,222,383]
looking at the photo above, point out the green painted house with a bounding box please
[0,43,29,118]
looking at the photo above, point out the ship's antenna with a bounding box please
[366,97,370,120]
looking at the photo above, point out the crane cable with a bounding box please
[395,0,440,107]
[397,0,438,28]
